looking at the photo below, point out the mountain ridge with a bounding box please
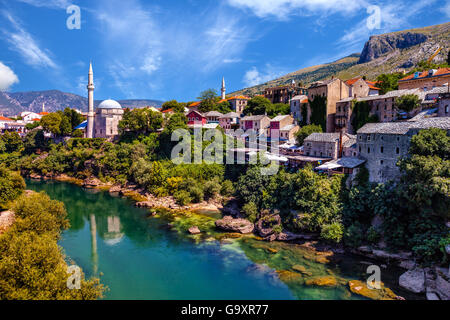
[230,22,450,97]
[0,89,163,116]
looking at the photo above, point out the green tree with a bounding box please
[309,96,327,131]
[295,124,322,146]
[63,108,84,131]
[41,112,63,136]
[23,129,47,154]
[351,100,378,132]
[409,127,450,160]
[119,108,164,136]
[267,103,290,117]
[243,96,272,115]
[0,167,25,210]
[162,100,185,113]
[376,73,403,94]
[0,131,23,153]
[198,89,219,113]
[395,94,421,113]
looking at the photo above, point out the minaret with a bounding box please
[86,62,95,139]
[221,77,226,100]
[42,102,45,113]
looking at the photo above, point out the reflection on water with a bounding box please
[26,179,421,300]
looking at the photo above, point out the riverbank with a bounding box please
[25,175,442,300]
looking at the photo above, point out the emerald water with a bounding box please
[25,180,418,300]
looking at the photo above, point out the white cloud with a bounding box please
[226,0,367,20]
[442,1,450,18]
[243,64,285,87]
[15,0,72,9]
[0,62,19,91]
[1,11,57,69]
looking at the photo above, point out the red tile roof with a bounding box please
[39,112,49,115]
[227,95,250,100]
[0,116,12,121]
[32,118,41,121]
[301,98,308,104]
[189,101,201,108]
[345,78,361,86]
[345,78,380,90]
[399,68,450,81]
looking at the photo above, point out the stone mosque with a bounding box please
[86,63,124,139]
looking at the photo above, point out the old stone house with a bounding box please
[438,92,450,117]
[307,78,349,133]
[303,132,354,160]
[219,112,240,130]
[345,77,380,98]
[357,117,450,183]
[398,68,450,91]
[290,95,308,123]
[240,115,271,136]
[264,84,307,104]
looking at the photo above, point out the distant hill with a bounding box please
[231,22,450,97]
[0,90,163,116]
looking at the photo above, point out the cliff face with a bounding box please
[359,32,428,63]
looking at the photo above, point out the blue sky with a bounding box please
[0,0,449,102]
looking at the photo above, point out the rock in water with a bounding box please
[215,216,254,234]
[188,226,201,235]
[399,268,425,293]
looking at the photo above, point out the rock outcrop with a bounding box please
[399,268,425,293]
[215,216,254,234]
[359,32,428,63]
[188,226,201,235]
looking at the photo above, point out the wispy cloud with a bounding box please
[14,0,72,9]
[1,11,58,69]
[243,64,286,87]
[0,62,19,91]
[442,0,450,18]
[226,0,367,20]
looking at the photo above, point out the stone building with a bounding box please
[290,95,308,123]
[269,114,299,143]
[438,92,450,117]
[240,115,271,135]
[228,96,249,114]
[204,111,223,123]
[357,118,450,183]
[335,88,425,134]
[264,83,307,104]
[85,63,124,139]
[398,68,450,90]
[345,78,380,98]
[93,99,124,139]
[307,78,349,133]
[303,132,354,160]
[219,112,240,130]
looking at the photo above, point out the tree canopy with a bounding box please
[295,124,322,146]
[395,94,421,113]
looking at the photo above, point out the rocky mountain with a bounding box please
[231,22,450,97]
[0,90,163,116]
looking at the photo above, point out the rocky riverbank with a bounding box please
[26,173,449,300]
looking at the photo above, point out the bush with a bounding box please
[321,222,344,243]
[204,178,221,200]
[0,167,25,210]
[344,223,365,247]
[173,190,192,206]
[366,226,381,244]
[220,180,234,197]
[242,202,258,222]
[189,186,204,203]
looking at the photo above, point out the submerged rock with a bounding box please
[215,216,254,234]
[188,226,201,235]
[305,276,338,287]
[399,268,425,293]
[348,280,399,300]
[83,177,102,188]
[255,214,281,238]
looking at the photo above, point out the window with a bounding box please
[368,135,371,141]
[396,147,400,154]
[359,146,361,152]
[380,146,384,153]
[445,105,449,114]
[380,160,384,165]
[368,147,371,154]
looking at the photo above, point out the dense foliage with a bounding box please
[351,100,379,132]
[0,167,25,210]
[309,96,327,131]
[395,94,421,113]
[0,192,104,299]
[243,96,290,117]
[295,124,322,146]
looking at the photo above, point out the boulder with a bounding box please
[399,260,416,270]
[305,276,337,287]
[109,185,122,193]
[83,177,102,188]
[372,249,411,261]
[255,214,281,238]
[435,270,450,300]
[188,226,201,235]
[136,201,154,208]
[215,216,254,234]
[276,231,305,241]
[399,268,425,293]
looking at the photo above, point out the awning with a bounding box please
[316,162,342,170]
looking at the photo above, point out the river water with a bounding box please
[26,179,419,300]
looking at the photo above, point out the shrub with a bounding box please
[366,226,381,244]
[321,222,344,243]
[242,202,258,222]
[344,223,365,247]
[189,186,204,203]
[220,180,234,197]
[173,190,192,206]
[0,167,25,210]
[204,178,221,200]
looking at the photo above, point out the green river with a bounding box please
[26,179,420,300]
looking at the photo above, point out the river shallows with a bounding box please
[26,179,416,300]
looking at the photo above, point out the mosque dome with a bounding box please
[98,99,122,109]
